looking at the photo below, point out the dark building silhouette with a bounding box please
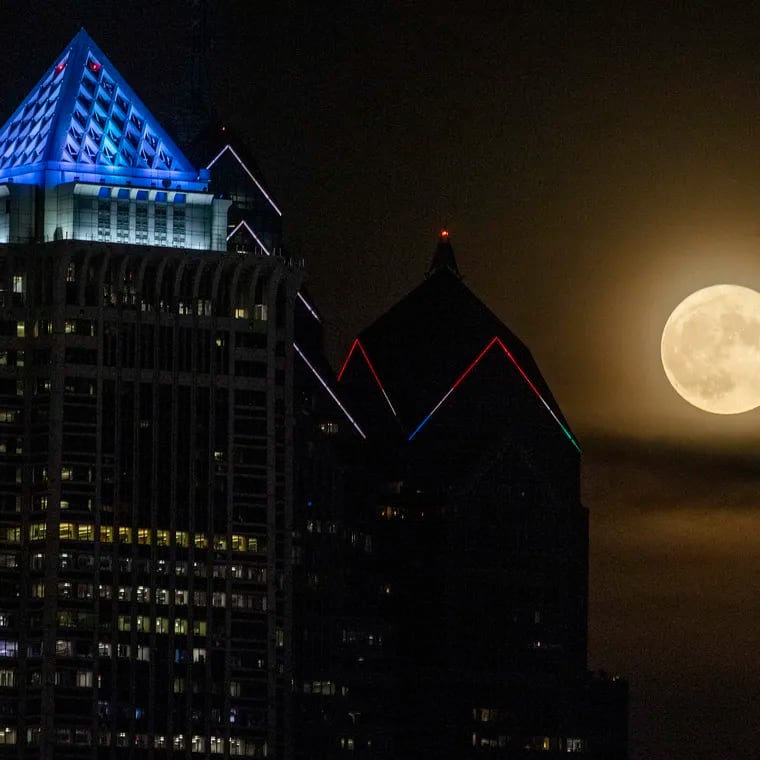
[293,231,628,758]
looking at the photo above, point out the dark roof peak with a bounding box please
[426,227,461,279]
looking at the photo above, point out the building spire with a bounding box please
[426,227,461,278]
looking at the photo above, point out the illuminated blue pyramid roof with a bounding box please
[0,29,207,190]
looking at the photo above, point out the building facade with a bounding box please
[293,231,628,758]
[0,30,303,758]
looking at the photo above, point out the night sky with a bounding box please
[4,3,760,757]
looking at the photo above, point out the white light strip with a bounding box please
[297,291,322,323]
[207,144,283,216]
[227,220,322,323]
[293,342,366,439]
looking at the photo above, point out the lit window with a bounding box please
[234,307,247,319]
[0,641,17,657]
[137,528,151,544]
[98,642,111,657]
[4,528,20,543]
[253,303,268,321]
[210,736,223,754]
[192,648,206,663]
[193,621,206,636]
[136,616,151,633]
[12,275,23,294]
[194,533,208,549]
[175,590,188,606]
[76,670,93,688]
[156,529,170,546]
[174,618,187,634]
[99,526,113,543]
[0,727,17,745]
[136,645,150,662]
[77,524,94,541]
[118,527,132,543]
[59,523,76,540]
[175,531,188,548]
[155,618,169,634]
[0,670,15,687]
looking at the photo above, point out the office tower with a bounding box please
[295,230,627,758]
[0,30,300,758]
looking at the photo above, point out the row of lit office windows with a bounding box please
[0,640,237,665]
[0,551,266,582]
[47,582,266,609]
[18,728,264,755]
[471,734,586,752]
[2,523,261,552]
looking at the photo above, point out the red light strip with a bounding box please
[408,336,581,452]
[337,339,397,417]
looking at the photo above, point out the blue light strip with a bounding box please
[293,342,366,440]
[407,336,581,452]
[407,385,457,441]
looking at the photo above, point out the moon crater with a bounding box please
[661,284,760,415]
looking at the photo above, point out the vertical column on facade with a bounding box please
[208,260,227,759]
[187,258,204,754]
[93,248,114,756]
[168,257,184,752]
[16,250,33,757]
[153,256,171,748]
[281,279,298,760]
[225,263,240,758]
[264,270,279,758]
[39,251,68,758]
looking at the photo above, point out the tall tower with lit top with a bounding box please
[0,29,301,758]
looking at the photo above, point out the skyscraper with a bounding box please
[0,30,301,758]
[295,231,627,758]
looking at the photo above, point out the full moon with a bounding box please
[661,284,760,414]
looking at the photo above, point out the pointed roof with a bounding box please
[0,29,207,190]
[338,231,580,492]
[427,227,460,278]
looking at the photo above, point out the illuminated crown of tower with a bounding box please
[0,28,207,190]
